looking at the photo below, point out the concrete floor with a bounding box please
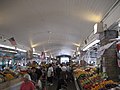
[3,79,77,90]
[46,78,76,90]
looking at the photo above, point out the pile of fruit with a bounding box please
[74,68,87,78]
[91,80,118,90]
[79,73,104,89]
[0,69,18,83]
[0,72,6,83]
[74,67,119,90]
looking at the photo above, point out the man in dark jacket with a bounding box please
[56,65,62,79]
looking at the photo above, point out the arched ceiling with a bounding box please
[0,0,118,56]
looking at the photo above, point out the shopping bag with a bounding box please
[37,80,42,89]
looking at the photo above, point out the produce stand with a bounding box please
[0,67,24,90]
[74,67,120,90]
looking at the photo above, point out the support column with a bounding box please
[100,30,120,81]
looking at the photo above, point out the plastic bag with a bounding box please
[37,80,42,90]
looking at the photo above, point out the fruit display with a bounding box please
[4,73,14,80]
[74,68,86,78]
[0,72,6,83]
[91,80,118,90]
[74,67,120,90]
[0,69,19,83]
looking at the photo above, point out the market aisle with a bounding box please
[3,81,77,90]
[66,81,77,90]
[47,79,77,90]
[3,82,22,90]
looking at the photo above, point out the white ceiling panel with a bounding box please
[0,0,118,56]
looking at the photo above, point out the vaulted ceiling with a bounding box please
[0,0,118,56]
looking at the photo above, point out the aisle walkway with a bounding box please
[47,79,77,90]
[3,79,77,90]
[3,82,22,90]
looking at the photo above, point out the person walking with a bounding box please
[41,66,47,90]
[20,74,35,90]
[56,71,67,90]
[66,64,72,82]
[61,64,67,81]
[56,64,62,80]
[31,67,38,83]
[47,64,54,86]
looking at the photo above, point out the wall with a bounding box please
[103,2,120,28]
[100,30,120,81]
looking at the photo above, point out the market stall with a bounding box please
[74,67,120,90]
[0,68,21,90]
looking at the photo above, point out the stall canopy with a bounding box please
[97,41,116,58]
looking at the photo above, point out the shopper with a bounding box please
[27,67,32,76]
[20,74,35,90]
[36,66,42,80]
[41,66,47,90]
[56,71,67,90]
[56,64,62,79]
[31,67,38,83]
[47,64,54,86]
[66,64,72,82]
[60,64,67,80]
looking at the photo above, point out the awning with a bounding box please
[97,41,116,58]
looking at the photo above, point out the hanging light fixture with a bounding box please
[33,48,35,52]
[0,44,26,52]
[82,39,100,51]
[94,23,98,34]
[118,22,120,27]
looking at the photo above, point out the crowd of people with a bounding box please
[20,61,74,90]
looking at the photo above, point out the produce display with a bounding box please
[0,72,6,83]
[0,69,18,83]
[74,67,120,90]
[74,68,87,78]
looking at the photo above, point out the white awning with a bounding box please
[97,41,116,58]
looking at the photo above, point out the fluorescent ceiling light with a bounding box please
[77,47,79,51]
[33,48,35,52]
[2,50,17,53]
[17,48,26,52]
[33,52,40,55]
[83,40,100,51]
[94,23,98,34]
[77,51,80,54]
[0,44,26,52]
[118,22,120,27]
[0,44,15,49]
